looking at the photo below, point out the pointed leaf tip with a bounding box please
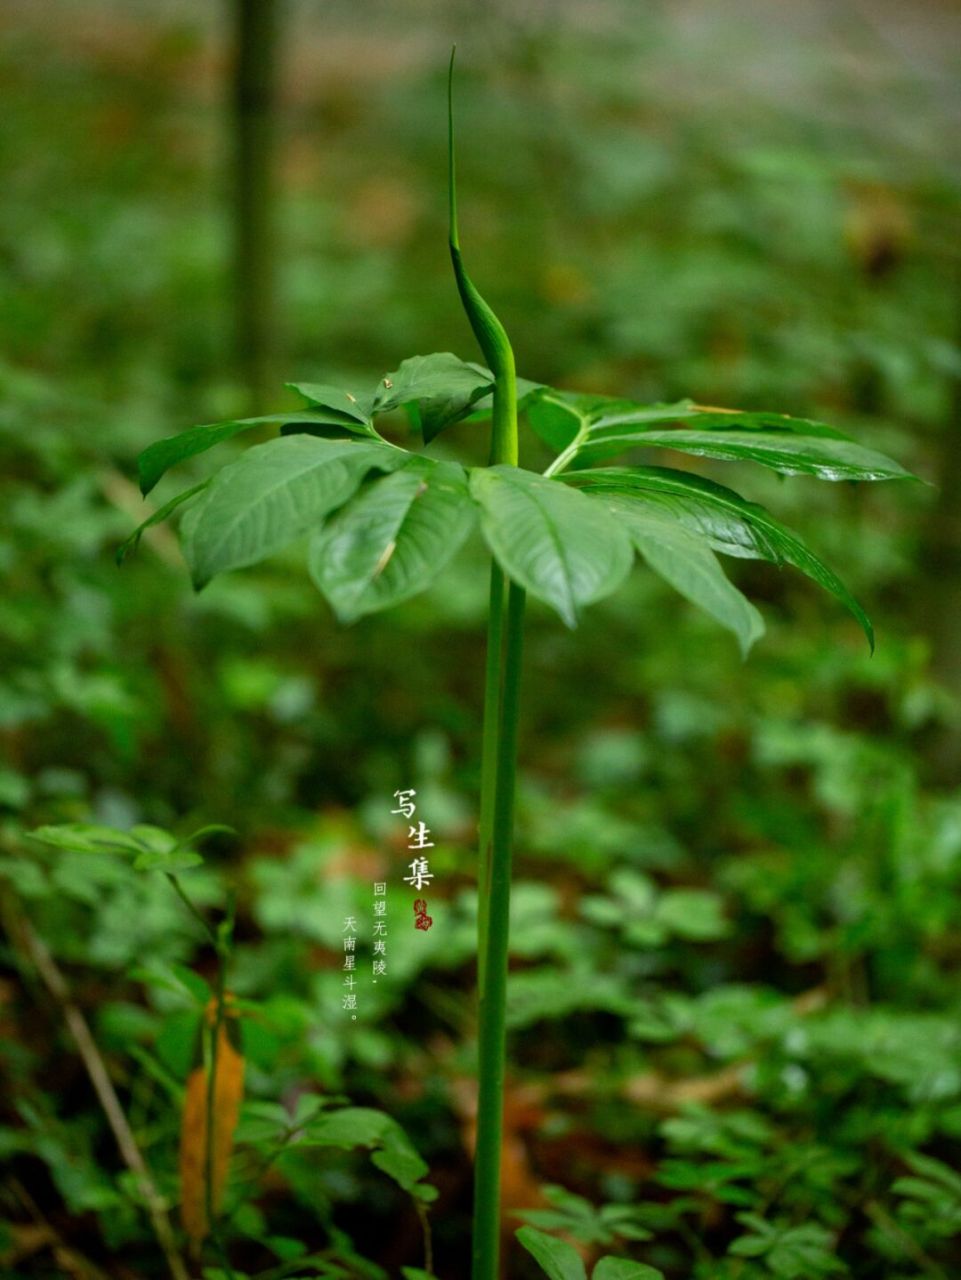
[470,467,632,628]
[567,468,877,651]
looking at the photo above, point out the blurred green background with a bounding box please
[2,1,961,1277]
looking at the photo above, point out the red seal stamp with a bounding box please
[413,898,433,931]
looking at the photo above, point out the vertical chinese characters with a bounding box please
[342,915,358,1018]
[393,788,435,931]
[372,880,387,981]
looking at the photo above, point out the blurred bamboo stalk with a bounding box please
[232,0,281,413]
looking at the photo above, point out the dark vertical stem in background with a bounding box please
[232,0,280,413]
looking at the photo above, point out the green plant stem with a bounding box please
[473,326,524,1280]
[416,1198,435,1275]
[470,325,523,1280]
[472,579,526,1280]
[448,49,527,1278]
[541,396,589,477]
[469,304,524,1280]
[166,871,217,946]
[476,561,506,990]
[489,357,518,467]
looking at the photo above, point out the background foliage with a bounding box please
[1,1,960,1277]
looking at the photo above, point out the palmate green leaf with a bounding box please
[576,421,911,481]
[301,1106,396,1148]
[655,888,729,940]
[470,466,633,627]
[28,823,152,856]
[27,822,205,871]
[730,1216,843,1278]
[898,1150,961,1198]
[520,388,912,480]
[583,491,764,655]
[129,962,211,1004]
[515,1226,588,1280]
[130,822,232,871]
[593,1259,664,1280]
[179,823,236,847]
[115,481,209,565]
[299,1107,436,1200]
[285,381,377,424]
[137,411,378,496]
[373,352,494,442]
[530,393,697,452]
[181,436,404,589]
[523,390,856,455]
[526,393,588,451]
[132,847,203,872]
[371,1134,436,1199]
[590,405,852,440]
[565,467,874,649]
[308,456,475,622]
[278,419,377,445]
[515,1184,613,1245]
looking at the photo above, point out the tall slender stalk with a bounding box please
[447,49,527,1280]
[472,580,525,1280]
[476,562,507,990]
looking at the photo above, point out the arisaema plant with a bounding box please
[120,51,915,1280]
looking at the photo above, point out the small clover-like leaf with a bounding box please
[516,1226,588,1280]
[370,1135,430,1195]
[296,1106,436,1203]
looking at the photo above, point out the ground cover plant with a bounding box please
[72,51,911,1280]
[2,4,958,1280]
